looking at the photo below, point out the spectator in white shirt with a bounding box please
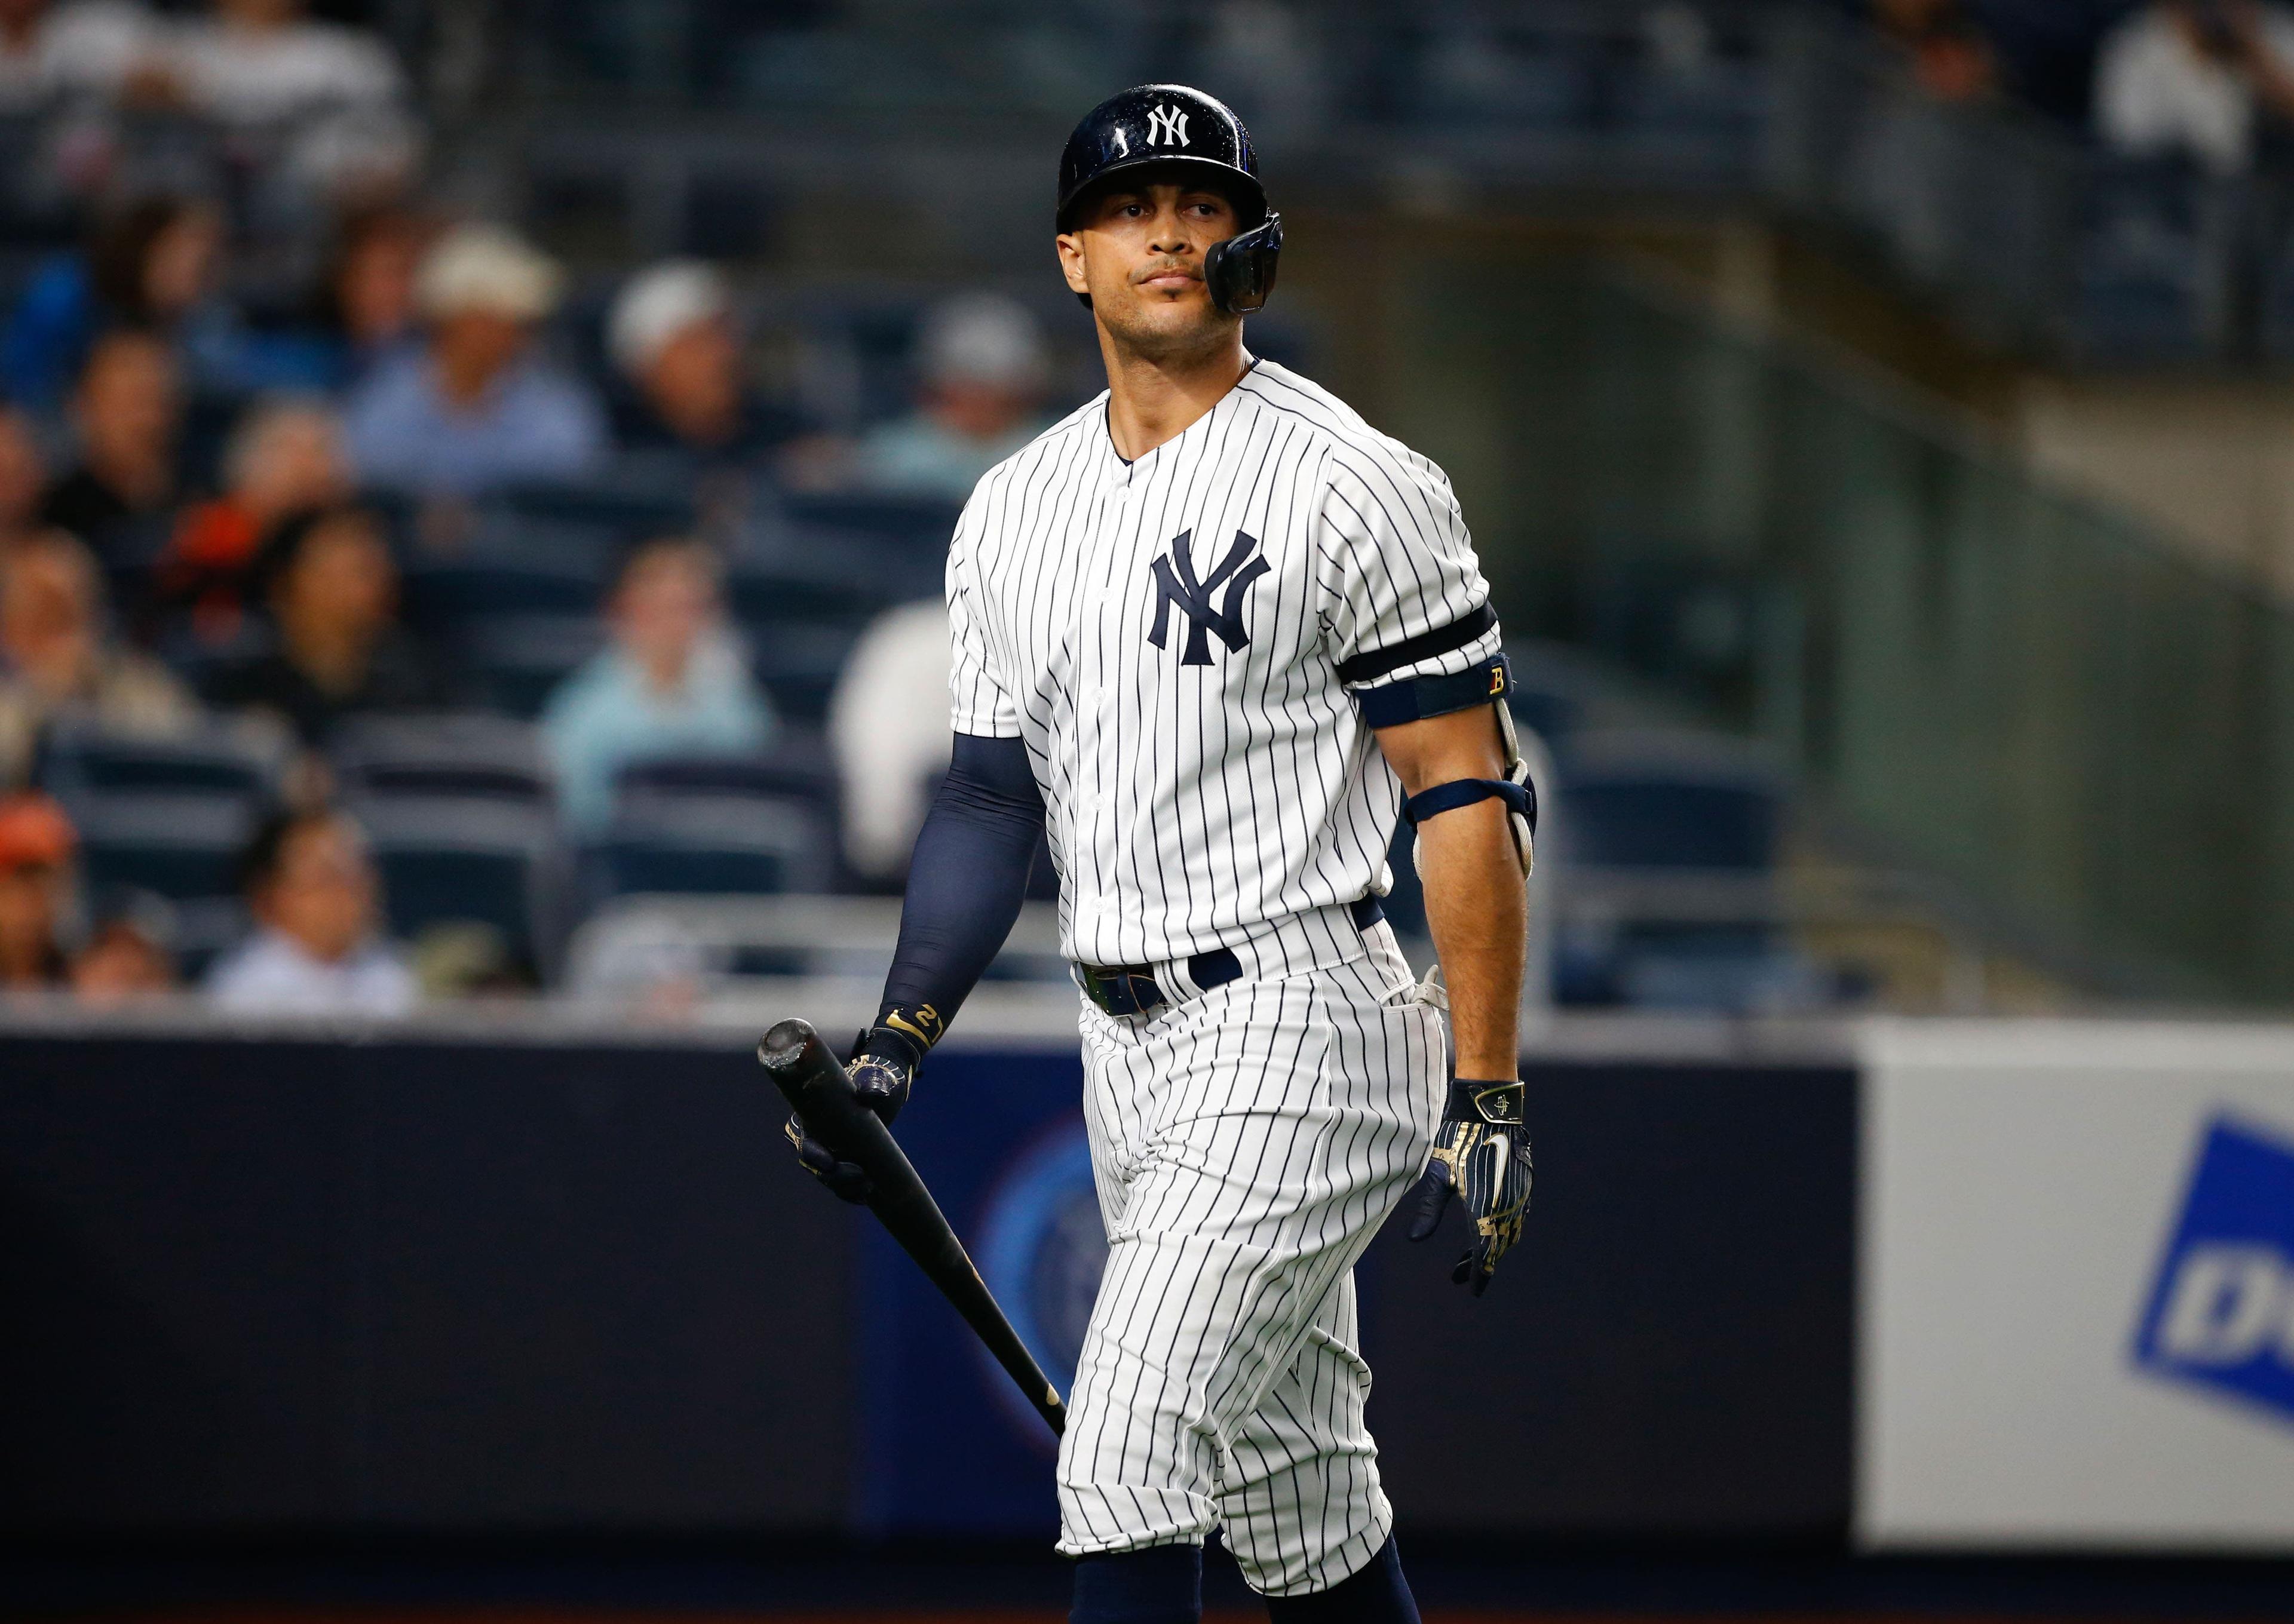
[206,805,416,1017]
[162,0,416,194]
[0,0,152,112]
[826,597,948,884]
[2097,0,2294,171]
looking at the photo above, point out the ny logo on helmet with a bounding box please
[1149,529,1268,666]
[1146,105,1189,146]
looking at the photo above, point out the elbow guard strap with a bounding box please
[1403,777,1535,828]
[1404,769,1537,877]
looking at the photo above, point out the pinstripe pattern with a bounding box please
[943,358,1491,1594]
[1060,920,1443,1594]
[946,358,1500,967]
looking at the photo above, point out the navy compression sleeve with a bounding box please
[875,731,1045,1034]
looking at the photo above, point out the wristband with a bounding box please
[1446,1077,1525,1126]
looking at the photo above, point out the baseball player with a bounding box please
[786,84,1535,1624]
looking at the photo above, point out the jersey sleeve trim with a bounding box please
[1333,602,1497,684]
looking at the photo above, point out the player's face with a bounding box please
[1059,179,1243,354]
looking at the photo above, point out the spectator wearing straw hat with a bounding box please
[606,259,806,475]
[342,223,608,498]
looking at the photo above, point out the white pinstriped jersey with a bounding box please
[946,358,1501,967]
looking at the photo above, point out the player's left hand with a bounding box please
[783,1024,924,1204]
[1406,1077,1532,1295]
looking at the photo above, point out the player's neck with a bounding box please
[1098,325,1250,462]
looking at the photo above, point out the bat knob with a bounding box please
[757,1018,819,1073]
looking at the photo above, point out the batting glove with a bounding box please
[783,1021,925,1204]
[1406,1077,1532,1295]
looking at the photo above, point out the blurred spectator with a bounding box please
[0,406,50,553]
[0,789,73,988]
[606,259,805,471]
[2,193,225,413]
[206,803,415,1015]
[157,395,349,643]
[1872,0,1998,102]
[311,203,427,384]
[344,223,608,497]
[163,0,418,199]
[827,597,947,883]
[38,326,180,561]
[542,536,773,836]
[68,895,173,1002]
[0,528,192,785]
[0,0,153,112]
[202,504,448,747]
[2097,0,2294,171]
[852,293,1050,500]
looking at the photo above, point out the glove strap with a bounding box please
[1447,1077,1525,1126]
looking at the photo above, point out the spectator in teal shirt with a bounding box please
[542,537,774,836]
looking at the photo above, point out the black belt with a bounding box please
[1077,895,1385,1018]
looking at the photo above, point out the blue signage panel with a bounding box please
[854,1042,1094,1537]
[2133,1115,2294,1427]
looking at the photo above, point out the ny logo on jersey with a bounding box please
[1146,104,1189,146]
[1149,528,1269,666]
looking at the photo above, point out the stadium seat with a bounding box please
[1553,731,1780,873]
[331,714,556,806]
[588,790,838,900]
[462,615,608,718]
[490,480,697,542]
[2065,157,2234,364]
[1545,730,1821,1012]
[40,716,290,803]
[69,791,257,906]
[725,558,890,629]
[777,490,963,552]
[351,794,562,971]
[614,730,839,812]
[749,622,864,725]
[402,550,606,631]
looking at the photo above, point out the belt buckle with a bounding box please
[1081,963,1166,1018]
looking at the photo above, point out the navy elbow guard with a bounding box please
[1360,651,1538,876]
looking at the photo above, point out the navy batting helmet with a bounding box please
[1056,84,1283,315]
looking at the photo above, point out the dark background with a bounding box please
[0,1032,1850,1541]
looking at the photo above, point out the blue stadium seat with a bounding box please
[490,480,697,543]
[778,490,964,551]
[70,791,257,905]
[403,550,606,630]
[2065,157,2234,364]
[351,794,561,968]
[1554,733,1780,873]
[40,716,290,802]
[588,790,838,900]
[331,714,555,806]
[1546,731,1821,1012]
[463,615,608,718]
[726,559,890,628]
[749,622,864,725]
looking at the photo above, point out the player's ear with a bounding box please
[1056,231,1091,300]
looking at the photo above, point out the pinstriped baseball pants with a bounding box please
[1055,917,1445,1597]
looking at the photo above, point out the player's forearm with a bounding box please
[1417,799,1527,1077]
[875,732,1045,1043]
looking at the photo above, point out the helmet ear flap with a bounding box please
[1205,211,1283,315]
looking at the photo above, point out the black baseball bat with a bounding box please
[757,1017,1067,1437]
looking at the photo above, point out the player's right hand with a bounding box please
[783,1023,925,1204]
